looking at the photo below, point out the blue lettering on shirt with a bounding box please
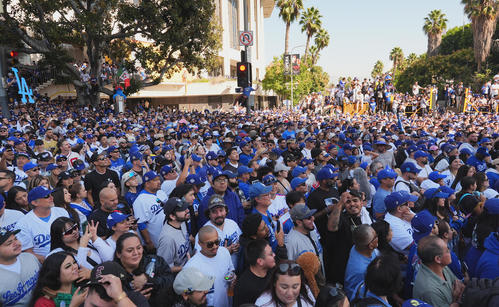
[2,268,39,305]
[33,234,51,248]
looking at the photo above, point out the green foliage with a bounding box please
[395,48,475,92]
[440,24,473,55]
[1,0,221,105]
[371,60,384,78]
[423,9,448,35]
[262,56,329,104]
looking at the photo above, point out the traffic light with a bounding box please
[237,62,251,88]
[7,50,19,66]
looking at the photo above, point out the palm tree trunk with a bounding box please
[472,15,497,72]
[304,35,310,58]
[285,22,290,54]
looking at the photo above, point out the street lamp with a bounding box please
[288,45,304,110]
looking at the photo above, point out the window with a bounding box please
[229,0,239,49]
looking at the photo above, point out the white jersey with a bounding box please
[157,222,191,268]
[195,220,241,269]
[184,247,234,307]
[417,164,433,179]
[7,166,27,188]
[0,209,25,232]
[384,213,413,255]
[15,207,69,257]
[268,195,291,228]
[161,179,177,199]
[132,190,167,247]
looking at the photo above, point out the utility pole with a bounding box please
[0,47,11,118]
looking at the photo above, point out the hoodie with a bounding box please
[475,233,499,279]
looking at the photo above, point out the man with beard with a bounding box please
[158,197,192,273]
[84,152,120,206]
[195,195,241,270]
[324,189,363,283]
[306,166,339,244]
[173,267,214,307]
[459,131,479,155]
[433,145,458,172]
[414,151,433,180]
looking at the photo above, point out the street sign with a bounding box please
[239,31,254,47]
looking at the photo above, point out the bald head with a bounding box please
[99,187,118,212]
[198,225,217,242]
[353,224,376,249]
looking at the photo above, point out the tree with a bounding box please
[312,28,330,65]
[389,47,404,74]
[371,60,384,78]
[406,53,418,66]
[299,7,322,59]
[277,0,304,54]
[262,56,329,104]
[440,24,473,55]
[462,0,499,71]
[1,0,221,106]
[423,9,448,57]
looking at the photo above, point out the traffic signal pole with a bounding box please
[0,47,11,119]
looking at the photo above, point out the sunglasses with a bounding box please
[278,263,302,275]
[63,224,78,236]
[203,239,220,248]
[30,168,40,172]
[97,157,108,161]
[57,157,68,161]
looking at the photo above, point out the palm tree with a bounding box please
[406,53,418,65]
[299,7,322,58]
[423,9,448,57]
[312,28,330,65]
[371,60,384,78]
[277,0,304,54]
[462,0,499,71]
[389,47,404,74]
[309,45,319,64]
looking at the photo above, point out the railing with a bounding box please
[16,66,57,90]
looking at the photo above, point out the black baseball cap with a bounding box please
[0,228,21,245]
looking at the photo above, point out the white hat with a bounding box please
[274,163,291,173]
[173,267,214,295]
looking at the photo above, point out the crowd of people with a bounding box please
[0,81,498,307]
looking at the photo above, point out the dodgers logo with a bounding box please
[33,234,51,248]
[151,204,163,215]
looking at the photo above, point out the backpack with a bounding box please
[394,180,426,211]
[461,277,499,307]
[350,282,388,307]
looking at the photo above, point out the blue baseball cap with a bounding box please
[479,138,491,145]
[439,186,455,195]
[400,162,421,174]
[428,171,446,182]
[476,146,490,157]
[143,171,160,182]
[291,177,307,190]
[237,165,253,176]
[46,163,58,171]
[249,182,272,198]
[186,174,205,186]
[385,191,415,211]
[291,166,307,178]
[402,299,433,307]
[223,170,237,179]
[0,194,4,209]
[262,174,277,186]
[299,158,314,167]
[484,198,499,215]
[28,186,52,203]
[316,166,338,181]
[217,150,226,157]
[414,150,428,159]
[130,152,143,161]
[191,154,202,162]
[411,210,437,242]
[377,168,397,180]
[160,165,174,177]
[423,188,450,199]
[212,169,228,180]
[107,146,118,154]
[23,161,39,172]
[107,212,130,229]
[206,151,218,160]
[460,148,472,155]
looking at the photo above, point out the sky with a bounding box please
[263,0,467,84]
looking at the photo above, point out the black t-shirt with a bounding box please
[233,268,271,307]
[84,169,120,203]
[88,208,113,238]
[324,212,361,283]
[306,186,339,243]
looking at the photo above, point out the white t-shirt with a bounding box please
[184,247,234,307]
[417,164,433,179]
[15,207,69,257]
[384,213,413,255]
[161,179,177,199]
[441,170,455,187]
[195,220,241,269]
[420,179,440,190]
[255,287,315,307]
[0,209,25,231]
[0,257,21,274]
[394,177,411,193]
[132,190,167,247]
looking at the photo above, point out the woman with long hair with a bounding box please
[442,156,463,187]
[451,165,476,191]
[27,175,51,191]
[114,233,175,305]
[274,165,291,195]
[29,252,87,307]
[6,186,30,214]
[52,187,83,228]
[69,182,93,221]
[255,260,315,307]
[473,172,497,199]
[371,220,395,256]
[48,217,103,270]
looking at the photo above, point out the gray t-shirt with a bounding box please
[0,252,41,307]
[157,222,191,268]
[285,228,324,275]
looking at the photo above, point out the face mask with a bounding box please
[229,181,239,189]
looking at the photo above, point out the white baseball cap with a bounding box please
[173,267,214,295]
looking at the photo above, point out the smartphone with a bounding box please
[276,221,281,233]
[144,282,154,289]
[325,197,338,207]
